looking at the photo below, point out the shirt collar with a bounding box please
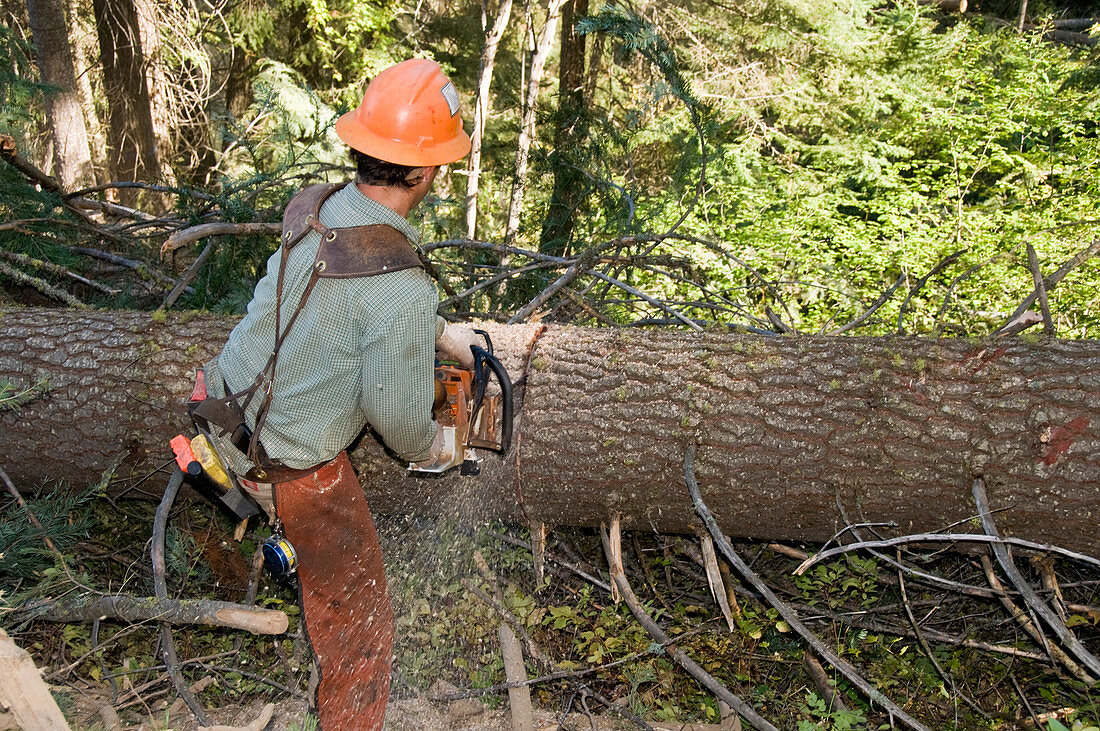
[340,182,422,246]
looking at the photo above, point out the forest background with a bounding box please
[1,0,1100,728]
[1,0,1098,335]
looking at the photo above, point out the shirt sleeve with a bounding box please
[359,291,439,462]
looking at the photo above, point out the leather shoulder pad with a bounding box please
[280,183,342,249]
[315,224,424,278]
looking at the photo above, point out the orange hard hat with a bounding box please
[335,59,472,167]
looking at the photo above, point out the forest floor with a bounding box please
[2,488,1099,731]
[58,689,641,730]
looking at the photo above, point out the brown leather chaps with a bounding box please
[274,452,392,730]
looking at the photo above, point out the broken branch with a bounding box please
[20,594,288,635]
[687,444,931,731]
[602,518,779,731]
[160,222,281,256]
[972,477,1100,679]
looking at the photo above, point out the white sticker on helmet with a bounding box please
[440,81,460,117]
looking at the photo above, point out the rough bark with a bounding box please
[504,0,566,246]
[1,306,1098,554]
[27,0,95,189]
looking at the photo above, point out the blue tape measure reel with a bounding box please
[262,535,298,576]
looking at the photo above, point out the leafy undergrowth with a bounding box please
[1,489,1099,730]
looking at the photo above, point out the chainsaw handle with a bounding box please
[470,343,513,456]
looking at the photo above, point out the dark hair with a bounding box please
[349,149,419,188]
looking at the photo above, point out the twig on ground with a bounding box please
[491,531,612,592]
[896,558,988,718]
[0,462,96,595]
[1009,673,1044,728]
[686,444,930,731]
[20,594,288,635]
[792,600,1050,661]
[602,517,779,731]
[151,468,209,725]
[973,477,1100,680]
[461,563,656,730]
[794,534,1100,576]
[801,650,848,714]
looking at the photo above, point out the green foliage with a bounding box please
[672,4,1100,335]
[798,691,868,730]
[0,488,95,597]
[795,556,881,610]
[0,23,43,142]
[0,376,48,411]
[218,60,348,180]
[226,0,400,101]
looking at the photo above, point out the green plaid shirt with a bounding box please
[207,182,441,469]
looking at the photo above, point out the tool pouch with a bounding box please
[191,396,250,451]
[187,363,260,480]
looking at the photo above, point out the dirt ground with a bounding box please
[52,683,657,731]
[41,680,748,731]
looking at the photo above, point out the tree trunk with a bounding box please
[27,0,95,189]
[464,0,513,241]
[504,0,566,246]
[92,0,159,202]
[538,0,588,256]
[1,307,1098,554]
[133,0,171,187]
[69,0,109,180]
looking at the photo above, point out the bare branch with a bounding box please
[972,477,1100,678]
[688,444,933,731]
[19,594,288,635]
[601,517,779,731]
[794,533,1100,575]
[160,222,280,256]
[0,259,88,308]
[1003,236,1100,327]
[1026,243,1055,335]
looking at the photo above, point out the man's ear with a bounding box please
[405,166,439,187]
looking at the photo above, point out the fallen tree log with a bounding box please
[0,306,1097,553]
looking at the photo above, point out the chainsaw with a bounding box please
[409,329,513,476]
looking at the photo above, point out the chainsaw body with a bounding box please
[409,332,513,475]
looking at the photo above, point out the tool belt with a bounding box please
[186,370,319,484]
[187,182,427,482]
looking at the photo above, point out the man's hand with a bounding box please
[436,323,482,370]
[409,421,459,473]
